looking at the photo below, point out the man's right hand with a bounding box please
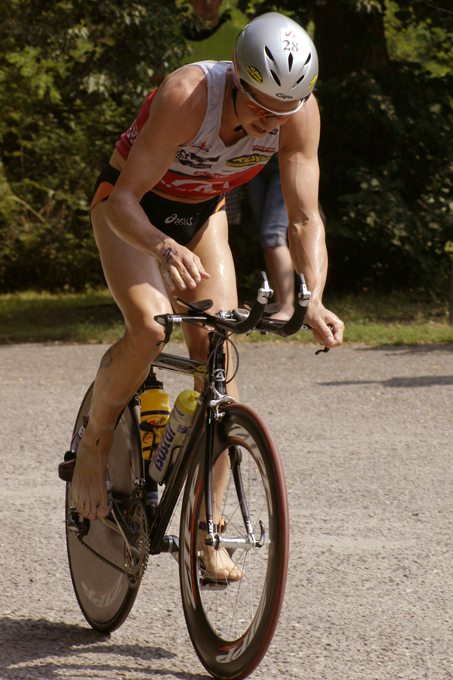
[158,238,210,292]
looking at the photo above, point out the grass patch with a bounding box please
[0,287,452,346]
[0,289,125,344]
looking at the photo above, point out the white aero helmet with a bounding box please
[232,12,319,114]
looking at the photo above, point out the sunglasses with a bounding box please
[242,84,307,119]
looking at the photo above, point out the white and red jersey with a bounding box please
[116,61,280,200]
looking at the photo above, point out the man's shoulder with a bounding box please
[157,66,208,113]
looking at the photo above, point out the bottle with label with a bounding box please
[149,389,200,484]
[140,373,171,461]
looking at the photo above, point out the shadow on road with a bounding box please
[319,375,453,388]
[355,344,453,355]
[0,617,209,679]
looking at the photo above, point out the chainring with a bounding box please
[124,498,149,587]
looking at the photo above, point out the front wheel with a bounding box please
[179,404,289,679]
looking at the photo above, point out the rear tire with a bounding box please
[179,404,289,679]
[65,384,145,633]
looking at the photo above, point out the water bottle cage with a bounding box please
[140,421,159,433]
[140,421,161,454]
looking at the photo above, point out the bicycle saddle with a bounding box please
[176,298,213,312]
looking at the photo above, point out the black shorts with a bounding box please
[91,164,226,246]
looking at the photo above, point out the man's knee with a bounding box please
[124,318,167,365]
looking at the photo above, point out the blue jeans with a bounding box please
[247,154,288,249]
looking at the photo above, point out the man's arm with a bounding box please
[103,66,211,291]
[279,96,343,346]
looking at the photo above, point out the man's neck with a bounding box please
[219,71,247,146]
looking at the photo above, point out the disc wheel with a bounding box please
[65,384,145,633]
[179,404,289,679]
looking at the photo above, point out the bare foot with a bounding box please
[199,541,244,581]
[271,306,294,321]
[70,430,113,520]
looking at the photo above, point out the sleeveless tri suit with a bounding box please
[91,61,280,244]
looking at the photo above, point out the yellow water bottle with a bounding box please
[140,373,171,460]
[149,390,200,483]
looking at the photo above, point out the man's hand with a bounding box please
[305,302,344,348]
[158,238,210,292]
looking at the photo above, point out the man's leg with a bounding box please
[264,245,295,320]
[171,210,243,579]
[70,202,172,520]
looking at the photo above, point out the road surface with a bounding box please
[1,341,453,679]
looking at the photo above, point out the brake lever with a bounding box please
[314,324,335,355]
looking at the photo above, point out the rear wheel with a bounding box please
[179,404,289,679]
[65,385,146,633]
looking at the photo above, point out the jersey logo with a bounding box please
[247,66,263,84]
[226,155,269,168]
[176,149,220,169]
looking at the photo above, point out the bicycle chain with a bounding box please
[124,499,149,587]
[77,533,127,575]
[75,498,149,587]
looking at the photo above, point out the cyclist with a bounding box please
[70,11,344,579]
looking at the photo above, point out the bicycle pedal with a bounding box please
[68,507,90,535]
[58,453,76,482]
[198,560,239,590]
[199,572,229,591]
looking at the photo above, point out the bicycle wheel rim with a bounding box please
[66,386,144,633]
[180,404,289,679]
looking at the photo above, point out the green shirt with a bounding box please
[181,20,242,65]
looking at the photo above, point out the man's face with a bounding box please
[236,84,298,138]
[189,0,223,25]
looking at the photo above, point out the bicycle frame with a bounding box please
[91,271,312,559]
[145,327,254,557]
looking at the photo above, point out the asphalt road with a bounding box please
[1,340,453,679]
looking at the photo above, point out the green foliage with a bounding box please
[317,66,453,295]
[385,1,453,77]
[0,0,452,299]
[0,0,184,291]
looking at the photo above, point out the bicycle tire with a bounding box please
[65,384,145,633]
[179,403,289,679]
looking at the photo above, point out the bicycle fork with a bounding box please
[203,403,265,553]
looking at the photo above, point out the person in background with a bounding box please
[181,0,244,226]
[247,153,295,318]
[181,0,242,64]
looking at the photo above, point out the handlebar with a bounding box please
[255,274,311,338]
[154,272,313,342]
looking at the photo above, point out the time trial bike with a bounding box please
[59,272,318,679]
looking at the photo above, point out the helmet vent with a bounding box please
[265,46,275,62]
[270,70,281,86]
[288,53,294,71]
[293,74,305,87]
[304,53,312,66]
